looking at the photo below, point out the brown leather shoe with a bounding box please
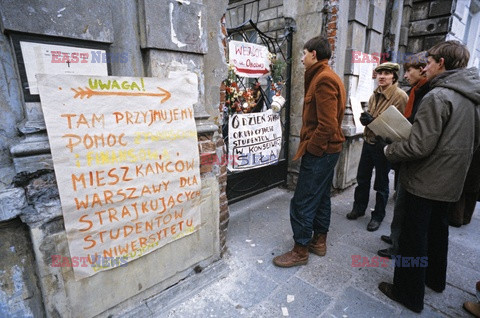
[463,301,480,317]
[273,244,308,267]
[309,233,327,256]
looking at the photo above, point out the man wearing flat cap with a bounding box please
[347,62,408,231]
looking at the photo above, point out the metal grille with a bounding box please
[224,19,294,203]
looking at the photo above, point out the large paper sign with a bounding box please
[228,40,270,77]
[351,52,378,134]
[228,109,282,171]
[37,74,201,280]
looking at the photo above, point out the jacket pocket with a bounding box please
[304,95,313,105]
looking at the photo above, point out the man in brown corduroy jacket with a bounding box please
[273,36,346,268]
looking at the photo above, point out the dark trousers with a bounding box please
[353,142,391,221]
[393,190,450,312]
[290,152,340,246]
[390,183,407,253]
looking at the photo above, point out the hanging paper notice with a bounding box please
[228,40,270,77]
[20,41,108,95]
[228,109,282,171]
[36,74,201,280]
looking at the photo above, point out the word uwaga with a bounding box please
[351,255,428,268]
[51,51,128,64]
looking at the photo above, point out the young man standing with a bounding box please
[378,41,480,313]
[273,36,345,267]
[378,52,429,258]
[346,62,408,231]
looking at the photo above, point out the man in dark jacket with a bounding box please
[378,41,480,313]
[378,52,430,258]
[273,36,345,268]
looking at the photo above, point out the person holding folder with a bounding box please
[378,40,480,313]
[378,52,429,259]
[346,62,407,232]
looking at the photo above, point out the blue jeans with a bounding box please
[353,142,391,221]
[290,151,340,246]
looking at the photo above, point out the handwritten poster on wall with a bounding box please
[37,74,201,280]
[228,109,282,171]
[228,40,270,77]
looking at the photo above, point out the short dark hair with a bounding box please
[393,71,399,83]
[403,51,427,70]
[304,36,332,61]
[427,41,470,70]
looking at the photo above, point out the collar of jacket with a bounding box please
[304,59,329,91]
[429,69,460,87]
[374,82,400,100]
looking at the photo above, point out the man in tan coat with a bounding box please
[273,36,345,267]
[346,62,407,231]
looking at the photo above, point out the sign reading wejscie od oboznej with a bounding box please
[228,40,270,78]
[37,74,201,280]
[228,109,282,171]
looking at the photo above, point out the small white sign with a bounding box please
[228,109,282,171]
[20,42,109,95]
[228,40,270,78]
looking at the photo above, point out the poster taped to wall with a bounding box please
[37,74,202,280]
[228,40,270,77]
[228,109,282,171]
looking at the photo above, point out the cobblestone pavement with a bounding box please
[120,174,480,318]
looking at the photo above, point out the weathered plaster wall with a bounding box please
[0,32,24,190]
[0,219,43,318]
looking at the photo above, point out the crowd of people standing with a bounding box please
[271,35,480,315]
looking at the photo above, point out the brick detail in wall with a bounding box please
[217,13,230,256]
[323,0,339,67]
[218,82,229,256]
[221,14,228,62]
[197,128,229,256]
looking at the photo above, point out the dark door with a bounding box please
[223,20,293,203]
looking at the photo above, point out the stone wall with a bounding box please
[400,0,480,72]
[448,0,480,69]
[282,0,326,187]
[0,0,228,316]
[0,219,43,318]
[405,0,454,53]
[333,0,391,189]
[226,0,285,38]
